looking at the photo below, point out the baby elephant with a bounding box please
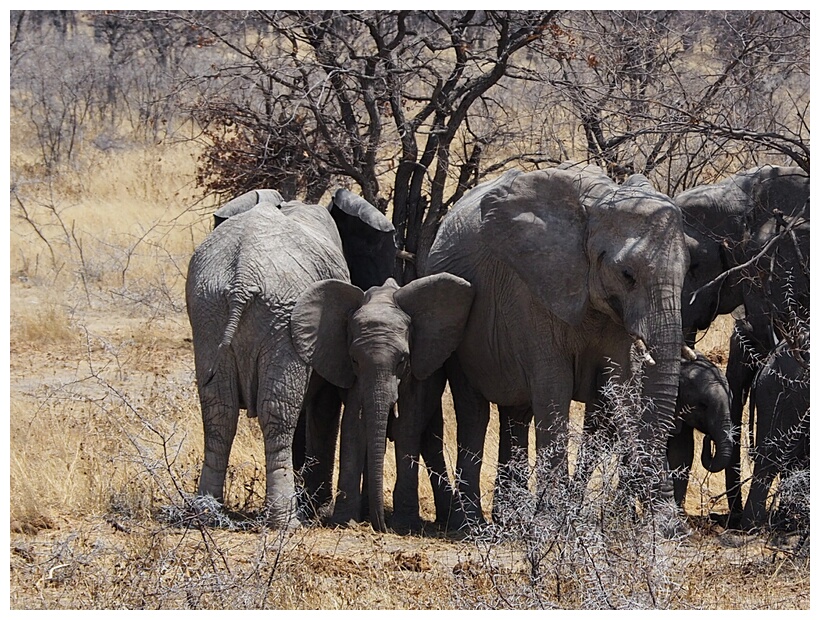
[572,350,733,515]
[290,274,474,531]
[667,351,734,508]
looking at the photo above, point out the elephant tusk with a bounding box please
[681,345,698,361]
[396,250,416,263]
[634,338,656,367]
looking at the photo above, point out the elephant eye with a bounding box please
[622,269,636,288]
[397,355,410,378]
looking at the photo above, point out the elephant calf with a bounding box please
[667,351,733,508]
[567,349,732,519]
[291,275,473,531]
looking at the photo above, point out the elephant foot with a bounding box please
[328,515,360,529]
[390,513,424,535]
[263,507,302,531]
[330,494,364,528]
[167,493,234,528]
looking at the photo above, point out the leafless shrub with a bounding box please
[452,377,688,609]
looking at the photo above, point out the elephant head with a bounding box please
[290,273,474,531]
[677,165,810,342]
[480,163,689,495]
[676,352,733,473]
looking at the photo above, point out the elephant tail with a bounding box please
[203,287,257,387]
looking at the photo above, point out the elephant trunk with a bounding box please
[700,417,733,473]
[636,293,684,499]
[362,370,397,533]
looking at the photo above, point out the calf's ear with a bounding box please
[393,273,474,380]
[291,279,363,388]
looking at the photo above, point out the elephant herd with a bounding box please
[185,162,809,536]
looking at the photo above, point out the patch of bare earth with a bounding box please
[9,281,809,609]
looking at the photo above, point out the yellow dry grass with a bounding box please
[9,124,807,610]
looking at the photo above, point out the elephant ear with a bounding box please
[393,273,474,380]
[479,168,589,326]
[291,279,364,388]
[213,189,284,228]
[329,188,397,290]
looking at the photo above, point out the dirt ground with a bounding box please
[8,276,810,610]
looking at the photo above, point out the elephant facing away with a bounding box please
[291,274,473,532]
[187,187,399,528]
[677,164,809,527]
[741,331,809,532]
[420,163,688,528]
[186,200,350,527]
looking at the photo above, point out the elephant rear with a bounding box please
[185,201,349,526]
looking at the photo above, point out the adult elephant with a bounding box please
[741,330,809,531]
[291,275,473,531]
[677,164,809,527]
[186,189,397,528]
[419,162,689,528]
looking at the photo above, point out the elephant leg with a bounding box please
[573,398,611,500]
[332,399,366,526]
[255,348,311,529]
[418,369,457,530]
[301,375,342,520]
[493,404,532,524]
[667,428,695,508]
[447,356,491,527]
[392,372,446,533]
[531,374,573,509]
[725,335,756,529]
[740,460,778,531]
[196,366,241,506]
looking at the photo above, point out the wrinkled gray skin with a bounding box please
[421,163,688,528]
[291,274,473,531]
[668,352,733,507]
[186,200,349,528]
[741,330,809,531]
[677,165,809,528]
[187,188,397,528]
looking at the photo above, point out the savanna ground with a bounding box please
[8,139,810,610]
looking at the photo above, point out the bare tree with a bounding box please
[183,10,558,281]
[534,11,809,193]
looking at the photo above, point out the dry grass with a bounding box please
[8,127,808,609]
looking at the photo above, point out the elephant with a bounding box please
[186,189,397,527]
[667,351,733,508]
[676,164,810,527]
[544,348,732,519]
[410,162,689,529]
[741,329,809,531]
[212,189,284,228]
[679,164,809,346]
[290,274,473,531]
